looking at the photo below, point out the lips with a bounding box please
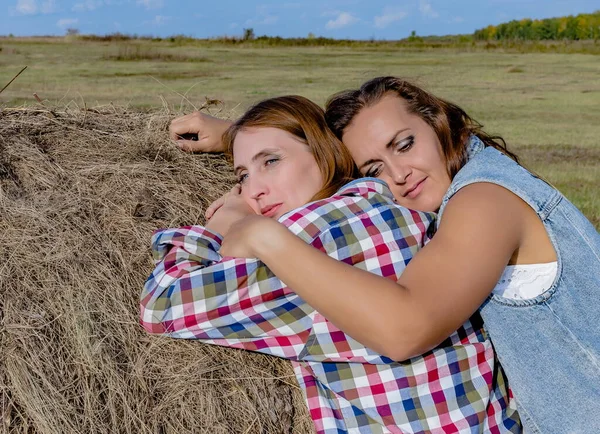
[404,178,426,199]
[260,203,283,218]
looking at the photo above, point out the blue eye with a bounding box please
[237,173,248,184]
[265,157,279,166]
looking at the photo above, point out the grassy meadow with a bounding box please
[1,37,599,227]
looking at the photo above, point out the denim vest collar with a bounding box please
[466,135,485,161]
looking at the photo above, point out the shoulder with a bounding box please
[280,178,394,227]
[438,182,528,246]
[450,182,527,213]
[281,178,434,243]
[335,177,395,200]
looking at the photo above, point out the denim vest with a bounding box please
[437,137,600,433]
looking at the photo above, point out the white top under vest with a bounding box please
[492,262,558,300]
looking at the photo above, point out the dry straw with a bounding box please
[0,105,313,433]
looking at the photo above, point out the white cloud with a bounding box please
[72,0,103,12]
[150,15,169,25]
[419,0,438,18]
[57,17,79,28]
[136,0,163,10]
[15,0,37,14]
[374,7,407,29]
[15,0,56,15]
[326,12,358,30]
[245,14,278,26]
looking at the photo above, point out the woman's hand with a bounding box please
[205,185,258,237]
[220,215,289,258]
[169,112,233,153]
[205,194,227,220]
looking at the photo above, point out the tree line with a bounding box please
[474,11,600,41]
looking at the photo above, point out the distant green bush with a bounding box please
[56,26,600,54]
[474,10,600,41]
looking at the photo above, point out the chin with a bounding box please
[408,199,437,213]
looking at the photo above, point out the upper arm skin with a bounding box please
[394,182,527,359]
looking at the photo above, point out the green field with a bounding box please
[1,37,599,227]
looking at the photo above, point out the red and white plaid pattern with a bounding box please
[141,179,521,433]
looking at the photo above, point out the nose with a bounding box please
[245,176,269,201]
[387,162,411,185]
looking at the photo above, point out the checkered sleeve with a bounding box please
[150,225,223,264]
[140,225,315,358]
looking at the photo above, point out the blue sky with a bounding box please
[2,0,598,39]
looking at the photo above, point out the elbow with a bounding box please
[140,319,168,336]
[382,343,433,362]
[139,305,167,336]
[379,342,428,362]
[378,326,444,362]
[140,321,157,335]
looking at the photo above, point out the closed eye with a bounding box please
[237,173,249,184]
[365,164,383,178]
[394,135,414,153]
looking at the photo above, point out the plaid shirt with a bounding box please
[141,179,521,434]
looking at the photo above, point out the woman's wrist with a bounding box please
[251,218,292,260]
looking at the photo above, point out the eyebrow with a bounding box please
[357,128,410,171]
[234,148,280,175]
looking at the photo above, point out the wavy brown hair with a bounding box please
[222,95,359,201]
[325,76,519,179]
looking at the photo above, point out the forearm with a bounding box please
[254,227,434,360]
[250,184,524,361]
[142,236,315,358]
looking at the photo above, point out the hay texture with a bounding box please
[0,106,313,434]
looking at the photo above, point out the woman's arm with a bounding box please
[140,224,316,359]
[169,111,233,153]
[143,179,436,363]
[221,183,525,361]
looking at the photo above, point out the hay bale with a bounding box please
[0,106,313,434]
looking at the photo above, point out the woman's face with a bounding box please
[233,127,324,220]
[341,94,451,212]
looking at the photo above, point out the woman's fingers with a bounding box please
[231,184,242,195]
[176,139,202,152]
[169,112,206,152]
[168,113,197,141]
[205,195,227,220]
